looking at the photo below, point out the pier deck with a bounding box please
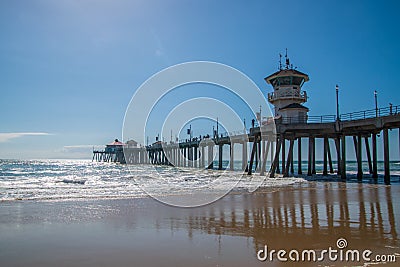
[93,105,400,184]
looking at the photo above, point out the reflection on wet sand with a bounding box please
[166,182,399,263]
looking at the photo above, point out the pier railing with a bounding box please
[280,104,400,124]
[268,89,307,102]
[281,115,336,124]
[340,105,399,121]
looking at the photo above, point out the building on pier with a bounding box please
[105,139,125,153]
[265,52,309,123]
[126,139,138,148]
[92,139,126,163]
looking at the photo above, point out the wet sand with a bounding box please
[1,181,399,266]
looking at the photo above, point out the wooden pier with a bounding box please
[93,105,400,184]
[92,150,125,163]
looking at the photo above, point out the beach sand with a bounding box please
[1,181,399,266]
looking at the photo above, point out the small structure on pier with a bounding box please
[105,139,124,153]
[266,51,309,123]
[126,139,138,148]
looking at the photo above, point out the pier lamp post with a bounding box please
[374,90,378,117]
[335,84,339,120]
[216,117,219,139]
[187,124,192,141]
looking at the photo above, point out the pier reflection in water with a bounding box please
[160,182,399,263]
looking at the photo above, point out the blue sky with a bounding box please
[0,0,399,159]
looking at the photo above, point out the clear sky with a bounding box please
[1,0,399,159]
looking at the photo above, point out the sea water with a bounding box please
[0,159,398,201]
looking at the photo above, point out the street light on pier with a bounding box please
[374,90,378,117]
[187,124,192,141]
[335,84,339,120]
[216,117,219,139]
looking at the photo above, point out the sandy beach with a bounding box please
[1,181,399,266]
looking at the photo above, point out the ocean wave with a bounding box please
[1,159,397,202]
[58,179,87,185]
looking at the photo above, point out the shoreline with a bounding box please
[2,170,398,203]
[1,181,399,266]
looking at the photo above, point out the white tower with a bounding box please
[265,52,309,123]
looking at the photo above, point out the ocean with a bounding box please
[0,159,399,202]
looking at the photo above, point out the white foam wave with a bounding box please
[0,160,305,202]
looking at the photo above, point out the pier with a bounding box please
[93,56,400,184]
[93,104,400,184]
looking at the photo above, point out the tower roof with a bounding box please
[279,103,309,111]
[265,69,309,84]
[107,139,125,146]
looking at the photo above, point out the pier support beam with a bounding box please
[182,147,188,167]
[312,137,316,174]
[208,145,214,169]
[247,138,258,175]
[290,140,294,174]
[297,138,302,175]
[260,140,270,176]
[327,140,334,174]
[383,129,390,184]
[177,147,180,166]
[276,136,281,174]
[364,137,373,175]
[284,140,294,177]
[201,146,205,168]
[242,142,247,171]
[335,138,341,175]
[230,143,234,171]
[323,137,328,176]
[194,146,198,168]
[189,147,193,167]
[269,137,282,178]
[177,148,180,166]
[260,140,265,173]
[175,148,181,167]
[372,133,378,179]
[218,145,223,170]
[341,135,346,180]
[307,136,313,176]
[357,135,363,180]
[255,139,260,171]
[258,139,263,171]
[163,151,166,165]
[281,135,286,174]
[270,140,274,169]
